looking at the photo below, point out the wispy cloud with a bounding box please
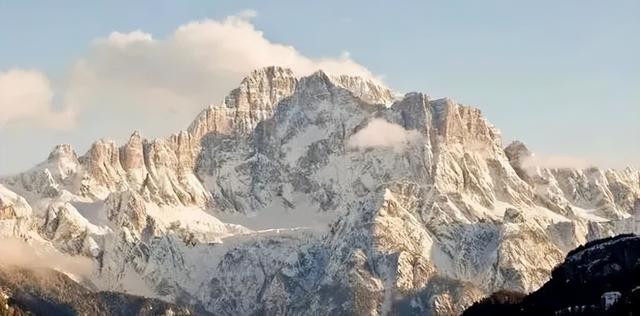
[0,69,75,129]
[520,154,595,169]
[0,238,93,277]
[348,119,419,152]
[520,153,636,170]
[1,10,379,135]
[61,11,379,130]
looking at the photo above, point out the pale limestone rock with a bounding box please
[1,67,638,316]
[188,66,298,139]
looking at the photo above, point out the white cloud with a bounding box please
[1,11,378,135]
[348,119,419,152]
[0,238,93,277]
[61,12,379,134]
[0,11,381,174]
[0,69,74,129]
[521,154,597,169]
[102,30,154,47]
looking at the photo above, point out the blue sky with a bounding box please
[0,1,638,174]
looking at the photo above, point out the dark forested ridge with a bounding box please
[464,234,640,316]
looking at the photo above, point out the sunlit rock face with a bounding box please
[1,67,638,315]
[188,66,299,139]
[0,184,32,237]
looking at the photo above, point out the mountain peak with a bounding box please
[186,67,398,140]
[224,65,298,109]
[129,130,141,139]
[328,73,394,105]
[188,66,298,138]
[47,144,78,162]
[246,65,295,80]
[2,65,640,316]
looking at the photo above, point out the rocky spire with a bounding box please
[120,131,145,171]
[187,66,298,139]
[47,144,78,163]
[429,97,501,146]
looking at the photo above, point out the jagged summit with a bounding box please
[38,67,399,179]
[187,66,396,140]
[129,129,141,139]
[47,144,78,162]
[188,66,297,137]
[328,73,395,105]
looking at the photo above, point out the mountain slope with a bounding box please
[0,66,638,315]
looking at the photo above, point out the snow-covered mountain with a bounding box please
[1,66,638,315]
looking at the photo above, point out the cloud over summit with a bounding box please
[0,11,382,174]
[64,11,379,131]
[2,11,379,135]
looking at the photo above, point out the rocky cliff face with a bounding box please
[506,141,640,220]
[0,185,32,238]
[0,66,638,315]
[188,66,299,139]
[4,130,210,208]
